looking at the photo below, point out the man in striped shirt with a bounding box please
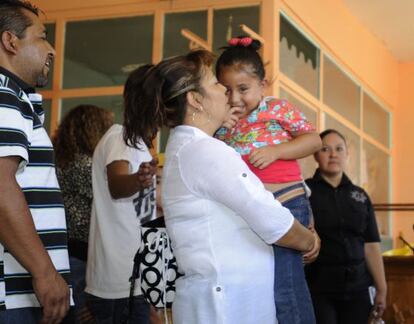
[0,1,71,323]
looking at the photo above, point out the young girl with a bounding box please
[215,36,321,324]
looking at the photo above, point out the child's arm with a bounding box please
[249,131,322,169]
[107,158,157,199]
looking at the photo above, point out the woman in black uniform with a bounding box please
[305,129,386,324]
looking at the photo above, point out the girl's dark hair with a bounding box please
[320,129,347,144]
[53,105,114,168]
[123,50,215,149]
[215,36,265,80]
[123,64,154,149]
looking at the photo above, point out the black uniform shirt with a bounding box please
[305,169,380,293]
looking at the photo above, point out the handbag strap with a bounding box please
[148,231,171,324]
[120,249,142,324]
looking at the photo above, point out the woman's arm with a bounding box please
[365,242,387,316]
[249,132,322,169]
[275,218,315,252]
[180,138,314,250]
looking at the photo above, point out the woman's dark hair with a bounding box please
[53,105,114,168]
[320,129,347,144]
[215,36,265,80]
[123,50,215,149]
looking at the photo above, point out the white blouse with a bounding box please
[162,125,294,324]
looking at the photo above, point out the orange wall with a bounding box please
[393,62,414,245]
[282,0,414,245]
[282,0,399,109]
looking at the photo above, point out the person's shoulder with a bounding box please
[305,177,313,185]
[305,177,317,189]
[181,134,232,158]
[97,124,123,145]
[177,135,237,175]
[264,97,289,108]
[349,183,371,200]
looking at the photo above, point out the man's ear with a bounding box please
[1,31,19,54]
[186,90,202,109]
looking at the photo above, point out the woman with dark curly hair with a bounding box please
[53,105,114,322]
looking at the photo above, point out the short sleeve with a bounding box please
[363,192,381,242]
[102,127,151,172]
[177,137,294,244]
[0,87,32,168]
[269,99,315,134]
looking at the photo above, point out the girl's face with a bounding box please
[218,66,265,118]
[314,132,348,177]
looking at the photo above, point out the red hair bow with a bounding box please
[228,37,253,47]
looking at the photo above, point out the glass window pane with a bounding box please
[61,96,123,124]
[362,141,389,204]
[363,93,390,147]
[64,16,153,89]
[362,141,390,236]
[213,6,260,53]
[279,88,318,179]
[323,56,360,126]
[43,99,51,133]
[325,115,360,184]
[280,15,319,98]
[163,11,207,58]
[44,23,55,90]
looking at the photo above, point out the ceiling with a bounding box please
[343,0,414,62]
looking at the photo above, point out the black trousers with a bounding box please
[311,290,372,324]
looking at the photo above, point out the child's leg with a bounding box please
[273,185,315,324]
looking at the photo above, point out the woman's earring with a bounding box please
[192,106,203,122]
[206,111,211,123]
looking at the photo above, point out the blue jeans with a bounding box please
[63,256,87,323]
[273,184,316,324]
[0,307,42,324]
[86,293,150,324]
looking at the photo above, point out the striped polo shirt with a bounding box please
[0,67,71,310]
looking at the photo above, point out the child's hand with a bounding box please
[136,161,156,190]
[249,146,281,169]
[149,157,159,176]
[222,107,243,130]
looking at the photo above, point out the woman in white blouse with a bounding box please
[124,50,318,324]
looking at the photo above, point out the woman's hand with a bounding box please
[373,288,387,317]
[303,227,320,264]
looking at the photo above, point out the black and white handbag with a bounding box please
[128,217,181,312]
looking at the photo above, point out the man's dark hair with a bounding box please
[0,0,39,39]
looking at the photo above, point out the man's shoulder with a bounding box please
[0,73,32,115]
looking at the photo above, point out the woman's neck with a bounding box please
[183,117,220,137]
[320,172,343,188]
